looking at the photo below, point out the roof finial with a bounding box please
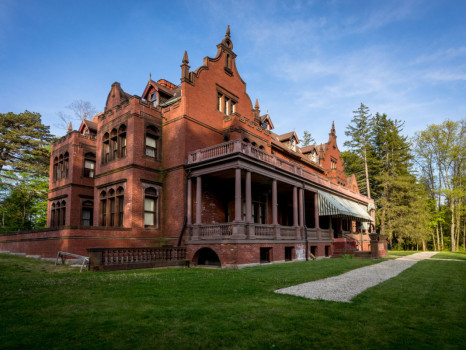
[226,25,231,38]
[67,122,72,134]
[149,72,152,81]
[255,99,260,110]
[331,120,336,134]
[182,50,189,64]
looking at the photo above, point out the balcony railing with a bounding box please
[187,139,371,204]
[188,223,332,242]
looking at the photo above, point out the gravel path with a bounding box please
[275,251,438,303]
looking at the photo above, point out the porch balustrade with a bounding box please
[188,223,319,241]
[187,139,370,203]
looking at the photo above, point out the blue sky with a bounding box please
[1,0,465,147]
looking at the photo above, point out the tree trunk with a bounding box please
[440,224,444,250]
[422,239,427,251]
[450,201,456,252]
[436,225,440,251]
[431,230,437,251]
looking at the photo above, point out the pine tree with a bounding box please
[0,111,54,188]
[344,103,372,198]
[301,131,315,147]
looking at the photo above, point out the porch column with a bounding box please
[314,191,320,229]
[187,177,192,225]
[234,168,242,222]
[272,179,278,225]
[298,188,303,227]
[293,186,298,227]
[245,171,252,223]
[196,176,202,225]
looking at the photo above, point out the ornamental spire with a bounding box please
[182,50,189,64]
[226,25,231,38]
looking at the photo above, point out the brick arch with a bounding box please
[192,247,221,266]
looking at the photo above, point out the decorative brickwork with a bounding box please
[0,28,375,267]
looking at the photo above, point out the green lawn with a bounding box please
[432,251,466,260]
[1,254,465,350]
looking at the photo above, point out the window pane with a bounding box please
[146,136,156,148]
[144,212,155,226]
[145,198,155,211]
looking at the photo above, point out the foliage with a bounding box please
[301,130,315,147]
[414,119,465,251]
[344,103,373,198]
[0,111,54,187]
[432,251,466,260]
[1,255,465,349]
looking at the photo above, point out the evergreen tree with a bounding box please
[301,131,315,147]
[344,103,372,198]
[0,111,54,188]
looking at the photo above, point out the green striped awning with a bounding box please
[318,191,374,222]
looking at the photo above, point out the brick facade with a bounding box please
[0,27,375,267]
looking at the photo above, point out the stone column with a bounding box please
[234,168,242,222]
[187,178,192,225]
[195,176,202,225]
[246,171,252,223]
[272,179,278,225]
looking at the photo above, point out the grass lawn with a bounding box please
[432,251,466,260]
[1,254,465,350]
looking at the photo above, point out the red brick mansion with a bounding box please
[1,28,375,267]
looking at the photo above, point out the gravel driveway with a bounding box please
[275,251,437,303]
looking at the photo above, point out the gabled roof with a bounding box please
[142,79,181,101]
[276,131,299,143]
[78,119,98,134]
[259,113,274,130]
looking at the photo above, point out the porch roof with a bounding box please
[318,191,374,222]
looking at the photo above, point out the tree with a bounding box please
[344,103,372,198]
[301,131,315,147]
[0,111,54,188]
[56,99,97,130]
[414,119,465,251]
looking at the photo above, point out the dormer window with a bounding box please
[311,151,317,163]
[290,138,296,151]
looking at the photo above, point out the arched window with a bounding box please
[145,126,159,159]
[102,133,110,164]
[110,129,118,161]
[58,155,63,180]
[100,191,107,226]
[60,200,66,226]
[53,157,58,181]
[144,187,158,227]
[56,202,61,227]
[117,187,124,227]
[51,203,56,227]
[63,152,69,179]
[108,189,116,227]
[81,201,93,226]
[118,125,127,158]
[83,152,96,178]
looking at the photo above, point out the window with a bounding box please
[117,187,124,227]
[311,151,317,163]
[53,157,58,181]
[290,138,296,151]
[84,153,96,178]
[118,125,127,158]
[144,187,158,227]
[216,92,236,115]
[109,189,115,227]
[145,126,159,158]
[81,201,93,226]
[51,203,56,226]
[100,191,107,226]
[331,158,337,169]
[102,133,110,164]
[110,129,118,161]
[63,153,69,179]
[56,202,61,226]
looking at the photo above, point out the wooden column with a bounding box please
[187,178,192,225]
[234,168,242,222]
[293,186,298,227]
[314,192,320,229]
[195,176,202,225]
[298,188,304,227]
[272,179,278,225]
[246,171,252,223]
